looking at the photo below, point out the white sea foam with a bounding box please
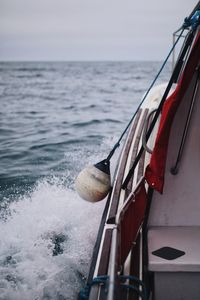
[0,178,105,300]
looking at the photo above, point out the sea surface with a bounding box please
[0,61,171,300]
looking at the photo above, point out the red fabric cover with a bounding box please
[145,32,200,193]
[120,180,147,265]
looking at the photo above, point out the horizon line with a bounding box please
[0,59,171,63]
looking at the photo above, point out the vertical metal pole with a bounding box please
[172,33,176,71]
[107,227,118,300]
[171,68,200,174]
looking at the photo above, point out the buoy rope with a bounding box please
[105,27,184,163]
[105,10,200,164]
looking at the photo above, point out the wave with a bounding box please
[72,118,122,128]
[15,74,43,79]
[0,177,105,300]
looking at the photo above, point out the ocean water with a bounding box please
[0,61,171,300]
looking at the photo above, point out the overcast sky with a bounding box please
[0,0,198,61]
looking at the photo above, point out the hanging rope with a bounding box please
[78,275,108,300]
[105,10,200,164]
[105,27,184,163]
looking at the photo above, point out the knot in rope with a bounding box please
[183,10,200,29]
[79,276,108,300]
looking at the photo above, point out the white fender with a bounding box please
[75,165,111,202]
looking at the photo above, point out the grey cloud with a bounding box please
[0,0,198,61]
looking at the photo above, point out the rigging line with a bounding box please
[106,9,200,164]
[105,28,184,163]
[122,29,195,189]
[172,27,187,71]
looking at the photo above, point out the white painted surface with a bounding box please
[147,71,200,300]
[148,226,200,272]
[148,72,200,226]
[141,83,168,110]
[141,83,176,169]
